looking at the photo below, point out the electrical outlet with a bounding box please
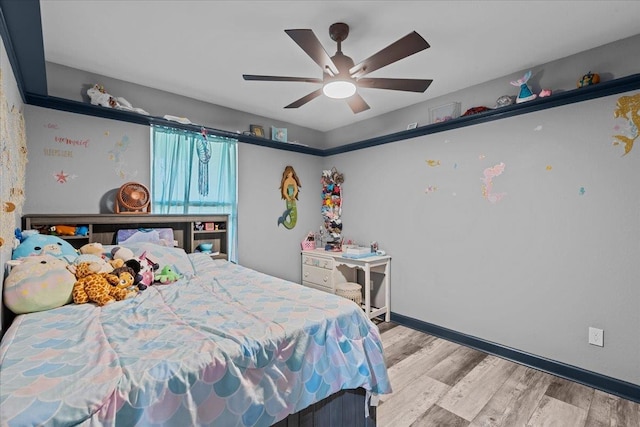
[588,327,604,347]
[370,280,374,290]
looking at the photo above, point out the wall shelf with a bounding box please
[25,73,640,158]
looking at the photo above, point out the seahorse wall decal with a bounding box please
[278,165,301,229]
[612,93,640,156]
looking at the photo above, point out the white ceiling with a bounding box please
[40,1,640,132]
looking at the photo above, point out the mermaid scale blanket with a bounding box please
[0,254,391,426]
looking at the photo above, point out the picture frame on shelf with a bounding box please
[250,124,264,138]
[407,122,418,130]
[271,126,287,142]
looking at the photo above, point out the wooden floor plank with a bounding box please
[375,321,398,335]
[526,395,587,427]
[470,365,553,427]
[426,345,487,387]
[383,328,437,368]
[380,338,459,403]
[378,373,450,427]
[584,389,614,427]
[380,325,417,350]
[545,376,594,411]
[410,405,470,427]
[438,355,518,421]
[612,397,640,427]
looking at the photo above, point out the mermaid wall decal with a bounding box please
[278,165,301,229]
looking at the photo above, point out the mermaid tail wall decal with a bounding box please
[278,165,301,229]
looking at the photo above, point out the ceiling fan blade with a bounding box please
[243,74,322,83]
[346,93,370,114]
[349,31,430,78]
[285,29,339,75]
[357,77,433,92]
[285,89,324,109]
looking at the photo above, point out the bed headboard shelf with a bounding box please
[22,214,229,260]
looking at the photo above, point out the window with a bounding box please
[151,125,237,262]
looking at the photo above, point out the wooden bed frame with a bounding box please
[274,388,376,427]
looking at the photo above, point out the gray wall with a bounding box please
[325,92,640,385]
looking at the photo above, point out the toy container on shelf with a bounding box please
[430,102,461,124]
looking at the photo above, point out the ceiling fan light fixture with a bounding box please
[323,80,356,99]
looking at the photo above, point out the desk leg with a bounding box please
[384,261,390,322]
[364,265,371,319]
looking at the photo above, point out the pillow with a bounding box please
[4,255,75,314]
[122,242,196,278]
[12,234,78,262]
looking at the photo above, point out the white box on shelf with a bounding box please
[430,102,461,124]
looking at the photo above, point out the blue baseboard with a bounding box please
[390,312,640,404]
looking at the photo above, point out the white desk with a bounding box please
[301,250,391,321]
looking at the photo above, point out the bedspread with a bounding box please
[0,254,391,426]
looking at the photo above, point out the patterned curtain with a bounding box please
[151,125,237,262]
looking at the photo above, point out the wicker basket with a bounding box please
[301,240,315,251]
[301,232,316,250]
[335,282,362,305]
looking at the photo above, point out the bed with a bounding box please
[0,247,391,426]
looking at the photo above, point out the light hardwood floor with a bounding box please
[376,323,640,427]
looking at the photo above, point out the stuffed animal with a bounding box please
[73,253,115,273]
[111,269,136,292]
[70,261,137,306]
[87,84,149,115]
[12,234,78,262]
[4,255,76,314]
[155,265,181,284]
[111,246,135,262]
[134,251,159,288]
[80,242,105,257]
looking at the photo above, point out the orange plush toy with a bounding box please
[70,262,137,306]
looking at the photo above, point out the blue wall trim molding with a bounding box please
[391,312,640,404]
[0,0,47,98]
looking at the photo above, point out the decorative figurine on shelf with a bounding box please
[278,165,301,229]
[510,70,537,104]
[577,71,600,87]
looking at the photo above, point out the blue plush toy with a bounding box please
[12,233,78,263]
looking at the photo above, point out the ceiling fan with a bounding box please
[242,22,432,114]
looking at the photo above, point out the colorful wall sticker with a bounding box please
[579,187,586,196]
[481,162,507,204]
[426,159,441,167]
[612,93,640,156]
[278,165,301,229]
[424,185,438,194]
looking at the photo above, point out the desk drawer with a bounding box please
[303,280,333,294]
[302,255,333,270]
[302,265,332,287]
